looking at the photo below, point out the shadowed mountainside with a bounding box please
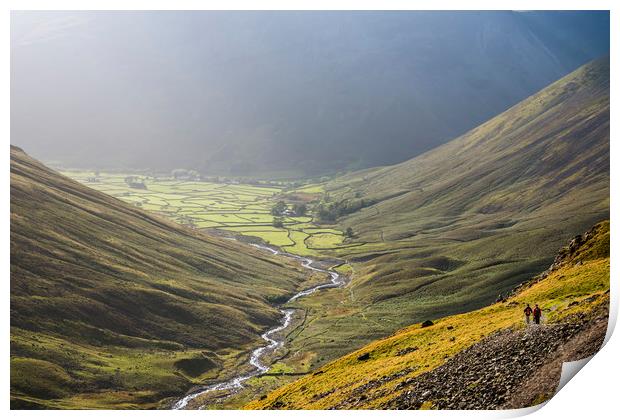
[10,146,313,408]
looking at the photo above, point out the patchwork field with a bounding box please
[62,171,345,256]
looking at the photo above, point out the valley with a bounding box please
[10,146,323,409]
[10,55,610,411]
[53,172,360,408]
[44,56,610,410]
[9,10,611,413]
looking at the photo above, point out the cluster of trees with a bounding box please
[271,201,308,217]
[271,201,288,216]
[171,169,201,180]
[267,195,358,236]
[315,197,373,222]
[124,176,147,190]
[270,200,310,229]
[293,203,307,216]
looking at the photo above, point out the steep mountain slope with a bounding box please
[11,11,609,175]
[329,56,609,227]
[331,54,609,291]
[10,146,314,408]
[247,222,609,409]
[270,57,609,374]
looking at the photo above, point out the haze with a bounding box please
[11,11,609,176]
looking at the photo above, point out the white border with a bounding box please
[3,1,617,419]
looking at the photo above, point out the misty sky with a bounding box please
[11,11,610,175]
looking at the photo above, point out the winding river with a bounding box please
[172,243,345,410]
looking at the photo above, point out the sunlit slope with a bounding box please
[325,56,609,321]
[248,221,609,409]
[10,146,308,408]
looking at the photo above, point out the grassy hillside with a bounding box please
[10,146,317,409]
[271,57,609,370]
[248,221,609,409]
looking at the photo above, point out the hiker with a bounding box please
[533,304,542,324]
[524,304,533,324]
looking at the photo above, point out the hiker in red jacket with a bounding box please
[524,304,533,324]
[533,304,542,324]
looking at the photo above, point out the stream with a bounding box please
[172,243,345,409]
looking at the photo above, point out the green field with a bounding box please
[62,172,345,257]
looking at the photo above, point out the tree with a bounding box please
[271,201,288,216]
[272,217,284,228]
[345,227,354,238]
[315,202,335,222]
[293,203,307,216]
